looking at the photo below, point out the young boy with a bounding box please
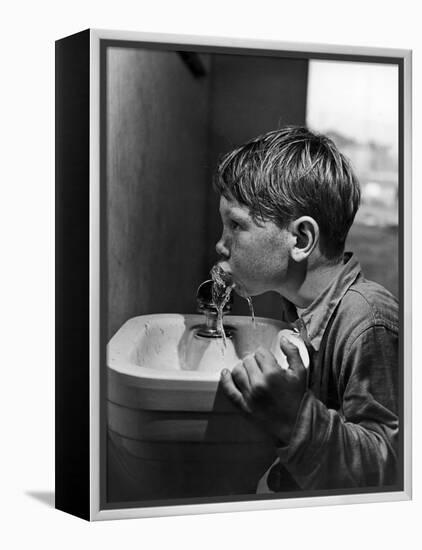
[216,126,399,491]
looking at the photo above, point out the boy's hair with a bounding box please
[214,126,361,260]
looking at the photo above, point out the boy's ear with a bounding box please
[289,216,319,262]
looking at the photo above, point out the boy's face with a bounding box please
[215,196,294,297]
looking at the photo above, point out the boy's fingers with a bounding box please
[242,353,263,386]
[254,346,279,373]
[231,361,252,395]
[279,336,305,372]
[220,369,251,413]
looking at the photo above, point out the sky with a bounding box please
[306,60,398,150]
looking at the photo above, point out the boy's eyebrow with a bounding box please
[224,206,251,222]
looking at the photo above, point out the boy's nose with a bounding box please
[215,237,229,258]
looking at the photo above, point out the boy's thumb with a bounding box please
[279,335,307,372]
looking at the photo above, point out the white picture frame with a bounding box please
[55,28,412,521]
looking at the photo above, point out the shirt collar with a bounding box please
[290,252,362,352]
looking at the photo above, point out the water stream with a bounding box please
[210,264,234,349]
[210,265,256,352]
[245,296,256,327]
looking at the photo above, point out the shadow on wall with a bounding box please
[206,54,309,320]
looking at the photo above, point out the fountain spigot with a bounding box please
[195,280,234,338]
[196,279,233,314]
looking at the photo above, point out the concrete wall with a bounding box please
[107,48,211,339]
[206,54,309,318]
[107,49,309,338]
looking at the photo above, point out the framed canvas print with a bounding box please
[55,29,412,521]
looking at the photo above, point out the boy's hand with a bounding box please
[220,336,308,445]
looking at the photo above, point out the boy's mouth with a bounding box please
[215,261,233,283]
[215,262,248,297]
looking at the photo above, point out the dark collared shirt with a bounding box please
[264,252,399,491]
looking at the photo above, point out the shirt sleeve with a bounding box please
[276,324,399,490]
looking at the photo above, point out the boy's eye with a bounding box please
[230,220,240,230]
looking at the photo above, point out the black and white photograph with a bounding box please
[95,34,408,512]
[4,0,422,546]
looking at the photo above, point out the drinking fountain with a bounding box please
[106,275,309,502]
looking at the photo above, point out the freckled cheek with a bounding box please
[244,240,286,282]
[231,244,266,280]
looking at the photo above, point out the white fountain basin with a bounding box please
[107,313,308,501]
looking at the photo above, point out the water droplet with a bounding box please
[245,296,256,327]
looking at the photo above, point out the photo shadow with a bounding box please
[25,490,55,508]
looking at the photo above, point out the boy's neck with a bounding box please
[281,257,345,309]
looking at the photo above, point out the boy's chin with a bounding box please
[234,285,260,298]
[234,287,246,298]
